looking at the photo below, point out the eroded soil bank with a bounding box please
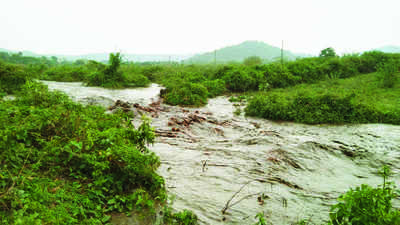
[42,81,400,225]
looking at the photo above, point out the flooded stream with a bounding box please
[41,81,400,225]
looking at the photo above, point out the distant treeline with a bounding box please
[1,49,400,124]
[1,49,399,101]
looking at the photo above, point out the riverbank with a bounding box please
[39,81,400,224]
[245,72,400,124]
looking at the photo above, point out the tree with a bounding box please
[104,52,123,82]
[319,47,337,58]
[243,56,263,66]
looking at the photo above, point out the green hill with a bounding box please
[186,41,302,63]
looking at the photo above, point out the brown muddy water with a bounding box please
[41,81,400,225]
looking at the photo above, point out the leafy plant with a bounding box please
[0,60,28,94]
[254,212,268,225]
[0,81,166,224]
[329,166,400,225]
[377,59,399,88]
[163,209,198,225]
[319,47,337,58]
[163,81,208,106]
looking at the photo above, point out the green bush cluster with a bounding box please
[163,208,198,225]
[0,61,28,94]
[222,66,259,92]
[0,81,166,224]
[0,51,59,66]
[2,49,399,107]
[153,51,399,106]
[377,59,399,88]
[163,80,208,106]
[42,65,89,82]
[86,53,140,88]
[246,92,400,125]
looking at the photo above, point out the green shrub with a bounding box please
[42,65,88,82]
[290,94,360,124]
[0,81,165,224]
[164,81,208,106]
[262,63,301,88]
[329,166,400,225]
[359,51,390,73]
[377,59,399,88]
[319,47,337,58]
[140,65,165,81]
[245,94,292,121]
[254,212,268,225]
[164,209,198,225]
[0,60,28,94]
[126,73,150,87]
[285,58,325,83]
[245,92,398,124]
[202,79,227,97]
[86,53,129,88]
[223,66,259,92]
[321,57,359,79]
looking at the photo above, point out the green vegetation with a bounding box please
[245,71,400,124]
[329,166,400,225]
[1,45,400,224]
[42,65,89,82]
[86,53,150,88]
[377,58,399,88]
[1,48,399,121]
[163,208,198,225]
[0,61,28,94]
[0,81,165,224]
[253,166,400,225]
[0,65,197,224]
[319,47,337,58]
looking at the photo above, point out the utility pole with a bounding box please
[214,50,217,66]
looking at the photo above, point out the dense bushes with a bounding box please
[145,51,399,106]
[246,92,399,125]
[34,53,151,88]
[0,61,28,94]
[245,72,400,125]
[261,63,301,88]
[163,80,209,106]
[377,59,399,88]
[202,79,226,97]
[42,65,88,82]
[222,66,259,92]
[87,53,127,88]
[2,50,399,107]
[0,82,166,224]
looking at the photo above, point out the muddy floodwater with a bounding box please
[42,81,400,225]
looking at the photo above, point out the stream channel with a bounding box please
[42,81,400,225]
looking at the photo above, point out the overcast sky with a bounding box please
[0,0,399,55]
